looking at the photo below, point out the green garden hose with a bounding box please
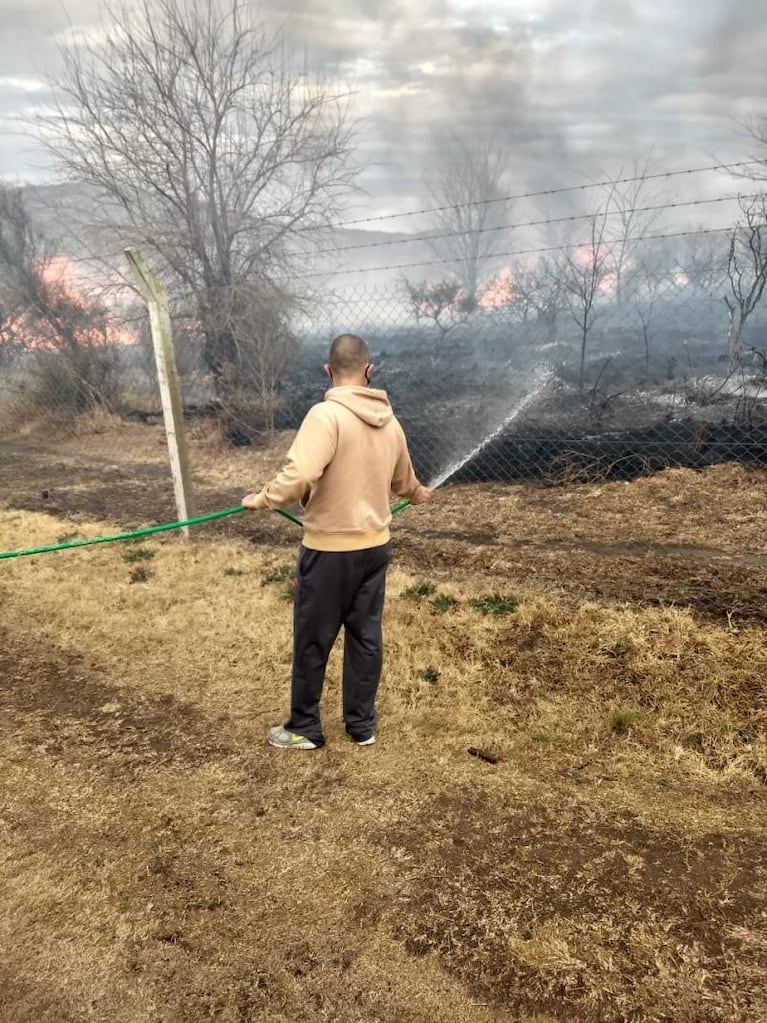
[0,500,412,562]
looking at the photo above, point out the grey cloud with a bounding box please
[0,0,764,220]
[267,0,766,216]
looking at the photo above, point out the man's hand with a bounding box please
[241,492,266,510]
[410,484,433,506]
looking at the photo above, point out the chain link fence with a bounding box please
[2,269,767,496]
[278,280,767,486]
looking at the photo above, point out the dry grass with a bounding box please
[1,449,767,1023]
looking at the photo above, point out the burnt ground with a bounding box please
[0,436,292,547]
[397,529,767,623]
[385,788,767,1023]
[0,625,229,770]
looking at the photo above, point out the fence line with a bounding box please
[2,265,766,497]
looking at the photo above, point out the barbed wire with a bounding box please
[295,159,764,232]
[151,222,740,307]
[164,265,731,315]
[43,158,766,274]
[74,209,761,306]
[295,225,739,280]
[309,192,762,257]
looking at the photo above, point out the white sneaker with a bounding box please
[355,735,376,746]
[267,725,318,750]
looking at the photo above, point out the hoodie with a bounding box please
[251,386,420,551]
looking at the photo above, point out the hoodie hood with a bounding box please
[325,386,393,428]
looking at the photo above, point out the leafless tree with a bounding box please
[724,195,767,367]
[38,0,359,403]
[556,209,611,390]
[421,135,512,307]
[402,278,471,340]
[600,154,667,304]
[0,184,121,410]
[214,280,300,439]
[675,233,728,299]
[624,238,683,375]
[507,258,562,342]
[630,261,662,374]
[0,185,38,361]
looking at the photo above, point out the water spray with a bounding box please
[426,368,552,489]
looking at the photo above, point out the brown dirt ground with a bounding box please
[2,424,766,621]
[1,421,766,1022]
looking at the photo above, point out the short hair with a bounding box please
[328,334,371,376]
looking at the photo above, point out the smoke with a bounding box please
[2,0,765,207]
[257,0,764,219]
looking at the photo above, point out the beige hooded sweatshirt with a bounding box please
[250,386,420,551]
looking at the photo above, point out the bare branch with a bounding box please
[421,135,512,305]
[554,205,611,390]
[37,0,361,396]
[723,194,767,367]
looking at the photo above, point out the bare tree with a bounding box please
[421,135,512,307]
[630,261,661,374]
[0,185,122,410]
[402,278,471,341]
[723,195,767,367]
[556,210,611,390]
[0,186,38,361]
[624,238,682,375]
[673,233,728,299]
[38,0,359,403]
[214,280,299,440]
[601,154,667,303]
[507,258,563,342]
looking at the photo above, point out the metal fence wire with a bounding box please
[2,271,767,490]
[277,278,767,487]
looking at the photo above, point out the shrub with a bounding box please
[430,594,458,614]
[610,709,638,735]
[419,668,441,684]
[401,582,436,601]
[469,593,518,616]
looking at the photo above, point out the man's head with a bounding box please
[325,334,373,386]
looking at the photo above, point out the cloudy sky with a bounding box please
[1,0,765,235]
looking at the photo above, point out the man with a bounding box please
[242,334,432,750]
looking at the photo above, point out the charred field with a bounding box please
[1,414,766,1022]
[267,323,767,487]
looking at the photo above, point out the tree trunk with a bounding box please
[579,323,588,391]
[203,326,238,391]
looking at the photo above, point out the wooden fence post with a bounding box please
[124,247,194,536]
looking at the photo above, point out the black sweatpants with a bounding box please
[285,542,391,746]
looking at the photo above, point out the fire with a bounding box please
[5,256,135,351]
[41,254,76,291]
[479,267,515,308]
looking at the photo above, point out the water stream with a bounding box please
[427,368,552,490]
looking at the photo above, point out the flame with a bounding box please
[6,256,135,350]
[479,266,515,308]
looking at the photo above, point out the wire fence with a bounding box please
[2,261,767,498]
[288,281,767,486]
